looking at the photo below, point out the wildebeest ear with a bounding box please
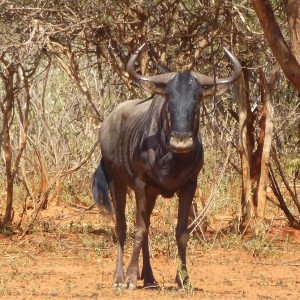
[202,84,229,98]
[139,80,166,95]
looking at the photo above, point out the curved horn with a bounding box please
[192,47,242,86]
[126,43,176,86]
[126,43,149,82]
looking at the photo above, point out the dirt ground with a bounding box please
[0,204,300,300]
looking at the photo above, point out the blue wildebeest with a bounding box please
[92,44,241,289]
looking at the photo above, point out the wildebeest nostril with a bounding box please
[171,131,193,141]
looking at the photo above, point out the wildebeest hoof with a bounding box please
[175,273,192,291]
[128,282,137,290]
[112,274,126,289]
[122,272,138,290]
[112,282,125,289]
[117,281,136,290]
[143,281,160,289]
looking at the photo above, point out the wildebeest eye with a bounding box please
[202,85,210,89]
[165,91,171,101]
[197,94,203,102]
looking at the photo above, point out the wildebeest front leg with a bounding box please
[124,183,155,289]
[175,180,197,289]
[140,236,158,288]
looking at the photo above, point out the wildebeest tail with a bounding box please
[92,159,113,213]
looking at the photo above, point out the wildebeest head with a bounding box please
[127,44,242,153]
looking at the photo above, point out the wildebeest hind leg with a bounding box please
[124,183,156,289]
[110,180,127,288]
[141,191,159,289]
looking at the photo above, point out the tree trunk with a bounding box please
[237,66,276,231]
[286,0,300,64]
[238,70,255,224]
[256,73,274,220]
[251,0,300,92]
[1,69,15,229]
[0,64,31,232]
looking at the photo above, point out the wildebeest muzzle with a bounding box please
[169,131,193,153]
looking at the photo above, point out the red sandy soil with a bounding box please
[0,204,300,300]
